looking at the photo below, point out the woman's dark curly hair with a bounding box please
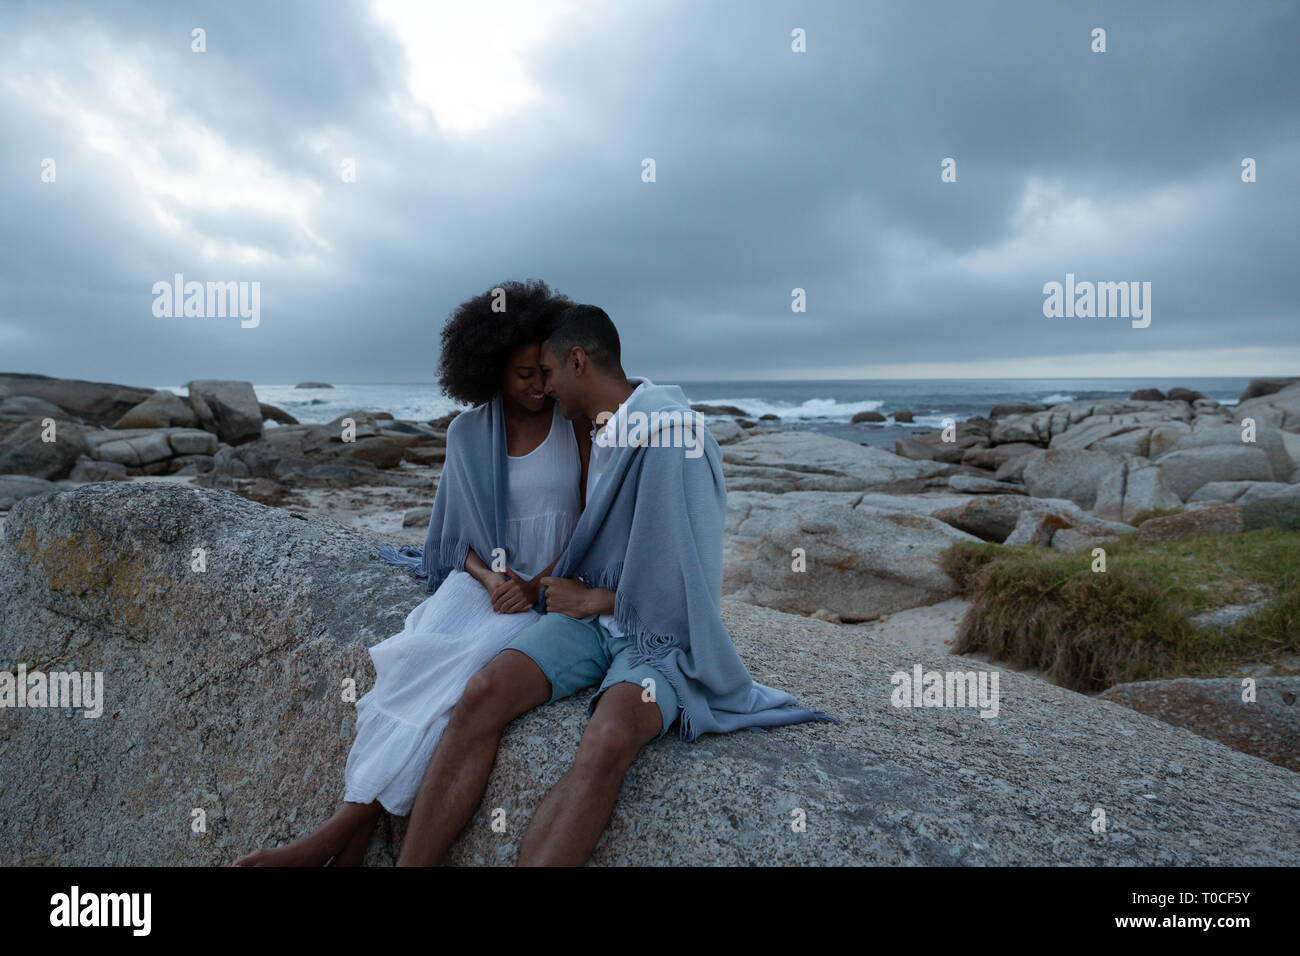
[437,279,572,405]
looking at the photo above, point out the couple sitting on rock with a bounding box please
[235,280,830,866]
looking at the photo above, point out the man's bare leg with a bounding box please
[233,800,381,866]
[396,650,550,866]
[517,682,660,866]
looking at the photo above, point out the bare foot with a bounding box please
[233,840,333,867]
[233,802,383,866]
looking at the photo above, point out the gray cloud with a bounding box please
[2,0,1296,385]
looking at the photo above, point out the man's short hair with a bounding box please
[544,304,622,372]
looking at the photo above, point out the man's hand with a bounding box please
[487,569,532,614]
[540,576,614,618]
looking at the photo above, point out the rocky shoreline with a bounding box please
[2,371,1298,836]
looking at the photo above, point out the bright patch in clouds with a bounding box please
[372,0,577,135]
[1,35,326,263]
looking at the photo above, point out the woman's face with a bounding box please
[501,344,548,413]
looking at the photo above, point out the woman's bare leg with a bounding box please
[233,800,381,866]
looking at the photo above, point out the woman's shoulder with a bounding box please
[445,401,492,441]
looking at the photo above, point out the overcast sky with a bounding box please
[3,0,1297,386]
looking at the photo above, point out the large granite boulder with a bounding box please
[1,482,1295,866]
[1161,422,1295,484]
[724,432,949,493]
[0,475,58,510]
[933,494,1082,542]
[1022,448,1121,509]
[186,380,264,446]
[112,389,200,429]
[1237,377,1300,403]
[1093,457,1182,523]
[0,373,154,427]
[0,418,89,479]
[990,399,1194,446]
[1136,504,1244,543]
[1232,382,1300,431]
[722,490,978,620]
[1099,678,1298,771]
[1153,445,1274,501]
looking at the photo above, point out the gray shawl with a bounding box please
[549,382,835,741]
[375,395,513,597]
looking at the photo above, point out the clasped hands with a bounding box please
[485,569,612,618]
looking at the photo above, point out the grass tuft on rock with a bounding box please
[940,529,1300,692]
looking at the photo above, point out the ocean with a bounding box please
[154,377,1251,449]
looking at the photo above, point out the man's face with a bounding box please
[539,340,583,420]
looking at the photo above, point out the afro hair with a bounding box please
[437,278,572,406]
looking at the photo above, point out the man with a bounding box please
[397,304,830,866]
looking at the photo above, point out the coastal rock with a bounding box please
[891,410,915,423]
[931,494,1130,544]
[168,455,215,476]
[1129,388,1166,401]
[1003,511,1071,546]
[259,403,299,426]
[723,490,977,620]
[1050,525,1134,553]
[1162,422,1295,484]
[724,432,949,493]
[1136,504,1244,543]
[1239,484,1300,531]
[947,475,1025,495]
[707,420,745,445]
[993,449,1040,482]
[1099,678,1299,772]
[0,373,154,427]
[894,436,964,464]
[402,446,445,466]
[1232,382,1300,431]
[112,389,199,429]
[1152,446,1274,501]
[0,395,67,425]
[1,482,1295,865]
[1093,458,1182,523]
[83,427,219,466]
[186,380,264,446]
[1022,448,1121,509]
[1186,481,1283,504]
[1237,377,1300,403]
[0,475,58,510]
[851,410,886,423]
[1166,388,1205,404]
[990,400,1192,446]
[961,442,1039,470]
[403,507,430,528]
[0,418,89,479]
[68,458,130,482]
[988,403,1045,418]
[295,382,334,389]
[1049,420,1191,459]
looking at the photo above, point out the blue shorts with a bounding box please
[503,612,680,739]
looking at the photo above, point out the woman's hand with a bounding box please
[487,569,532,614]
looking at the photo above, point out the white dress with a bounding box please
[343,403,581,814]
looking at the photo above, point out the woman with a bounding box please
[235,279,588,866]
